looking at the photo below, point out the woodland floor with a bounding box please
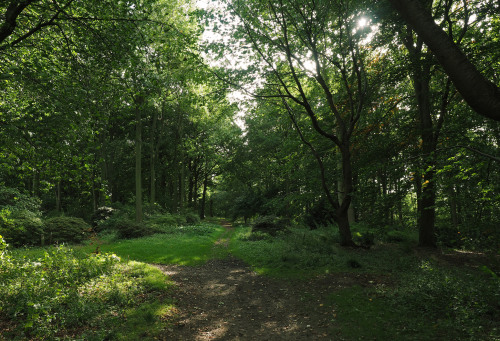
[155,222,390,340]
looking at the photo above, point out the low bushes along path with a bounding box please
[155,222,386,340]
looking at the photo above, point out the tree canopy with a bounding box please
[1,0,499,250]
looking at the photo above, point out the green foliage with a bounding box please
[0,209,44,247]
[0,187,41,213]
[385,260,500,339]
[115,219,156,239]
[0,234,7,257]
[91,206,115,229]
[0,187,44,246]
[145,213,185,230]
[185,211,201,225]
[44,216,91,245]
[0,245,173,340]
[251,215,286,236]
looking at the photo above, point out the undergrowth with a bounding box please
[0,237,174,340]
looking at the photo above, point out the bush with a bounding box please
[147,213,184,227]
[0,187,41,213]
[115,219,155,239]
[185,211,201,225]
[91,206,115,229]
[44,216,91,245]
[251,215,286,236]
[0,209,44,247]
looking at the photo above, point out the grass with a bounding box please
[2,219,499,340]
[0,221,224,340]
[0,246,176,340]
[229,225,416,278]
[80,222,226,266]
[229,224,500,340]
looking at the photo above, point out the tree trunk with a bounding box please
[449,186,459,229]
[337,144,356,246]
[200,171,208,220]
[135,97,143,223]
[55,180,62,212]
[388,0,500,121]
[414,66,437,248]
[150,110,158,205]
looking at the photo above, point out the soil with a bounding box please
[154,222,387,341]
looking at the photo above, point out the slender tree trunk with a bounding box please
[92,170,98,212]
[188,159,193,206]
[135,97,143,223]
[200,171,208,219]
[55,180,62,212]
[414,68,437,248]
[449,186,459,229]
[150,110,158,205]
[337,146,356,225]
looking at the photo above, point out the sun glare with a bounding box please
[358,17,368,28]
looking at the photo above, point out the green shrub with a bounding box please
[0,245,152,339]
[146,213,184,227]
[185,211,201,225]
[0,186,41,213]
[115,219,155,239]
[0,234,7,257]
[386,230,411,243]
[0,209,44,247]
[251,215,285,236]
[44,216,91,245]
[91,206,115,229]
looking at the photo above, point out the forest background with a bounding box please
[1,0,499,252]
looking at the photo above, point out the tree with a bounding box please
[387,0,500,121]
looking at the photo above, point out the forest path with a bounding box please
[155,222,381,340]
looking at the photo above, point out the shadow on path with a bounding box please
[155,223,379,340]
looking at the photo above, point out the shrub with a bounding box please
[0,186,41,213]
[0,234,7,257]
[251,215,285,236]
[44,216,91,245]
[115,219,155,239]
[185,211,201,225]
[147,213,183,227]
[91,206,115,229]
[0,209,44,247]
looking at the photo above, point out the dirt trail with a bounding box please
[155,222,381,340]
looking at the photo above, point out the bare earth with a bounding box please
[154,224,384,341]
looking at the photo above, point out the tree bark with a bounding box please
[388,0,500,121]
[337,144,356,246]
[200,170,208,220]
[55,180,62,212]
[135,97,143,223]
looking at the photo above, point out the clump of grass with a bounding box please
[0,243,174,340]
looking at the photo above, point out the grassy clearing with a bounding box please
[229,224,500,340]
[80,222,225,266]
[0,221,225,340]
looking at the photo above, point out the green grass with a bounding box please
[2,220,499,340]
[0,246,175,340]
[80,222,226,266]
[229,225,416,278]
[229,224,500,340]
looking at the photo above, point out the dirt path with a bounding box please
[155,222,382,340]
